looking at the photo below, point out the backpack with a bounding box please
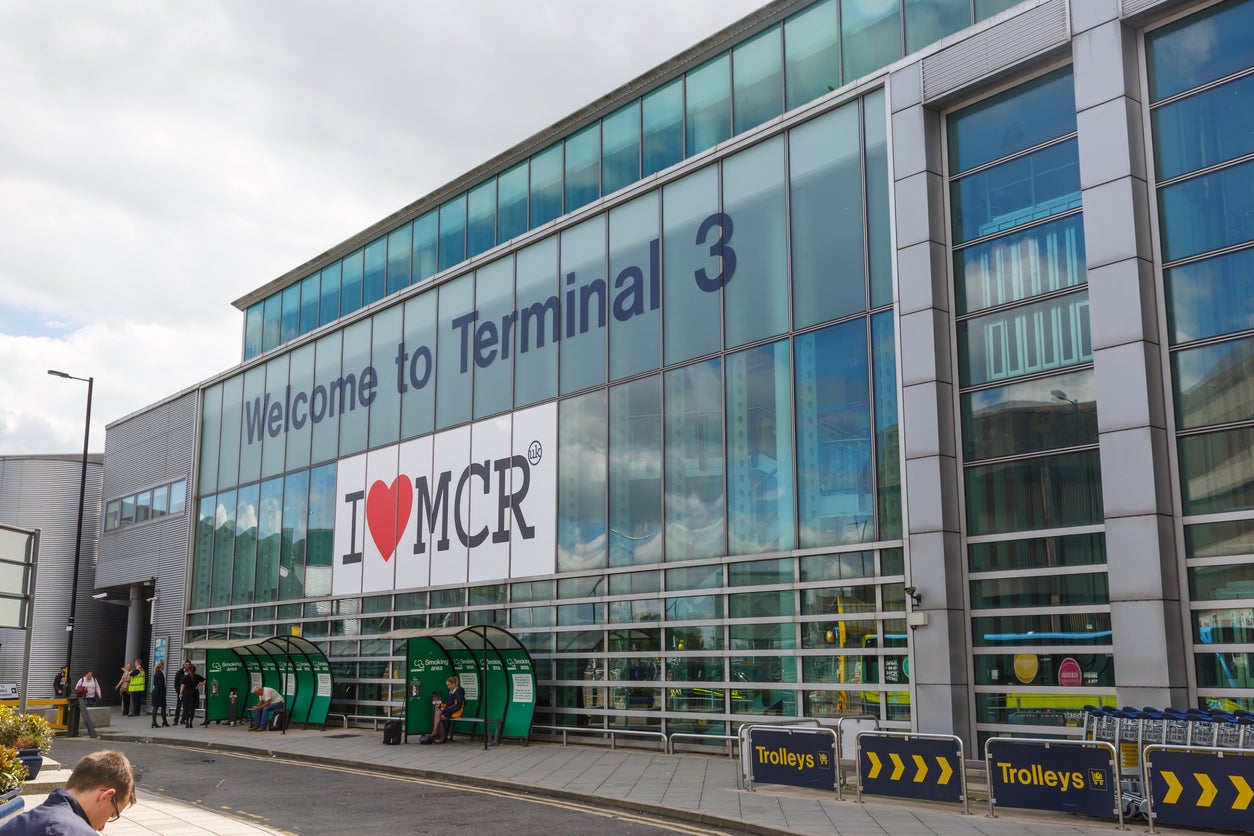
[382,719,403,745]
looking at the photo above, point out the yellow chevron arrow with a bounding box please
[890,752,905,781]
[936,757,953,786]
[1233,776,1253,811]
[1196,773,1217,807]
[913,754,928,783]
[866,751,882,780]
[1161,770,1183,804]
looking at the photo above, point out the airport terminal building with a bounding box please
[98,0,1254,747]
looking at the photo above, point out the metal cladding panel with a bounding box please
[922,0,1069,102]
[0,456,125,696]
[1122,0,1172,15]
[102,392,197,498]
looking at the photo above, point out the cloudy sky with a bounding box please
[0,0,765,455]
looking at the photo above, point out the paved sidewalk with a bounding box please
[10,791,287,835]
[91,710,1192,836]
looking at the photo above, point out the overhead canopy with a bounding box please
[184,636,333,728]
[379,625,536,741]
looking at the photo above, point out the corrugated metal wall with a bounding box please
[0,455,125,698]
[98,391,198,695]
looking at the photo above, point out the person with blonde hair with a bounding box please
[0,749,136,833]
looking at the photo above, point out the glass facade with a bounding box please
[241,0,1022,363]
[948,67,1110,740]
[1148,0,1254,712]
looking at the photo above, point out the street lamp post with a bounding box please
[48,370,93,689]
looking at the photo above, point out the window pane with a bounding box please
[279,470,307,602]
[1164,247,1254,345]
[785,0,840,110]
[530,144,563,229]
[958,290,1092,387]
[210,490,236,607]
[969,533,1107,573]
[965,449,1104,535]
[559,215,608,394]
[790,101,865,327]
[1180,426,1254,515]
[218,374,243,489]
[368,306,403,446]
[602,102,640,195]
[262,293,281,353]
[198,382,222,494]
[299,274,319,335]
[608,191,661,381]
[436,274,474,429]
[340,249,363,317]
[609,375,662,567]
[1185,518,1254,559]
[513,236,559,407]
[280,284,299,344]
[796,320,872,547]
[386,225,411,296]
[1158,159,1254,262]
[135,491,151,523]
[971,572,1108,609]
[723,137,787,347]
[565,123,600,211]
[319,263,341,327]
[686,54,731,157]
[643,78,684,177]
[962,369,1097,460]
[663,166,721,364]
[1153,74,1254,181]
[865,89,892,308]
[976,0,1022,19]
[955,214,1086,314]
[727,341,795,554]
[799,551,875,582]
[310,332,342,464]
[152,485,168,515]
[305,463,336,598]
[733,27,782,134]
[948,68,1077,175]
[467,179,496,258]
[841,0,901,82]
[412,210,438,284]
[872,311,901,539]
[972,612,1111,646]
[471,257,514,419]
[337,319,372,457]
[259,354,288,479]
[256,478,281,604]
[665,358,725,561]
[399,292,437,439]
[363,238,386,306]
[951,139,1082,244]
[1174,335,1254,430]
[285,344,314,470]
[245,303,263,359]
[233,484,259,606]
[497,162,529,244]
[438,195,467,272]
[905,0,970,55]
[558,390,607,572]
[1189,562,1254,601]
[192,496,214,608]
[1146,0,1254,103]
[121,495,135,524]
[238,366,264,485]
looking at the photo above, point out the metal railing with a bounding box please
[531,724,667,751]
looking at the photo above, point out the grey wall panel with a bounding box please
[922,0,1069,102]
[102,392,197,499]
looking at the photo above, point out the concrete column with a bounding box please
[125,584,143,666]
[888,63,971,742]
[1071,0,1188,708]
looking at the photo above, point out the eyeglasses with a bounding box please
[108,790,136,823]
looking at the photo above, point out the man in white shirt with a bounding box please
[249,685,286,731]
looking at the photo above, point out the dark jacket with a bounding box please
[152,669,167,707]
[0,788,96,835]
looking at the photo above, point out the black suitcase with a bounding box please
[382,719,403,745]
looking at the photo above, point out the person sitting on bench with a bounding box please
[430,675,465,744]
[249,685,285,732]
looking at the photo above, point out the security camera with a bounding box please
[146,597,158,604]
[91,592,108,600]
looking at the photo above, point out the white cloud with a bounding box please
[0,0,765,454]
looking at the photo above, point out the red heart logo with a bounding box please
[365,476,412,561]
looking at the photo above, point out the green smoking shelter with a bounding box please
[183,636,334,729]
[379,625,537,744]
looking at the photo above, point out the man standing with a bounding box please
[127,660,145,717]
[172,661,191,725]
[0,749,136,834]
[178,664,204,728]
[249,685,285,732]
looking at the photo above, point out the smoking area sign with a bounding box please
[744,726,836,790]
[1145,746,1254,832]
[985,739,1119,821]
[856,731,965,809]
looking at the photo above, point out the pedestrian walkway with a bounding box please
[10,791,287,835]
[94,710,1193,836]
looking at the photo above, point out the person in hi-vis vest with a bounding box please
[127,661,146,717]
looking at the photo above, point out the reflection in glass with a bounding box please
[609,376,662,567]
[337,320,371,457]
[727,341,795,554]
[958,290,1092,387]
[513,237,559,407]
[305,463,336,598]
[840,0,901,82]
[1153,73,1254,181]
[1190,562,1254,601]
[665,358,725,561]
[1179,426,1254,515]
[642,78,683,177]
[796,319,873,547]
[1165,247,1254,345]
[279,471,308,602]
[969,533,1106,573]
[962,369,1097,460]
[971,611,1111,646]
[608,191,661,381]
[438,195,466,273]
[413,211,438,284]
[363,239,386,307]
[685,54,731,157]
[871,312,900,538]
[386,225,411,296]
[368,307,403,447]
[299,273,319,335]
[1145,0,1254,103]
[1185,518,1254,560]
[565,123,600,212]
[602,102,641,195]
[210,489,236,608]
[471,257,515,419]
[340,249,363,318]
[955,214,1086,314]
[319,263,341,327]
[905,0,970,54]
[558,391,608,572]
[1173,335,1254,430]
[1158,160,1254,262]
[965,449,1103,535]
[662,166,721,364]
[732,27,782,134]
[723,137,788,348]
[559,216,608,395]
[435,275,474,430]
[970,572,1108,609]
[399,293,436,440]
[530,144,563,230]
[192,497,214,609]
[865,89,892,308]
[948,68,1076,175]
[951,139,1081,244]
[784,0,840,110]
[467,180,496,259]
[497,162,529,244]
[233,484,259,606]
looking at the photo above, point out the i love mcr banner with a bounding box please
[332,402,557,595]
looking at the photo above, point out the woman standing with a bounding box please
[74,671,103,706]
[179,664,204,728]
[116,664,133,717]
[150,662,169,728]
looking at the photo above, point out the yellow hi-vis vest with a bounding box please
[128,669,146,692]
